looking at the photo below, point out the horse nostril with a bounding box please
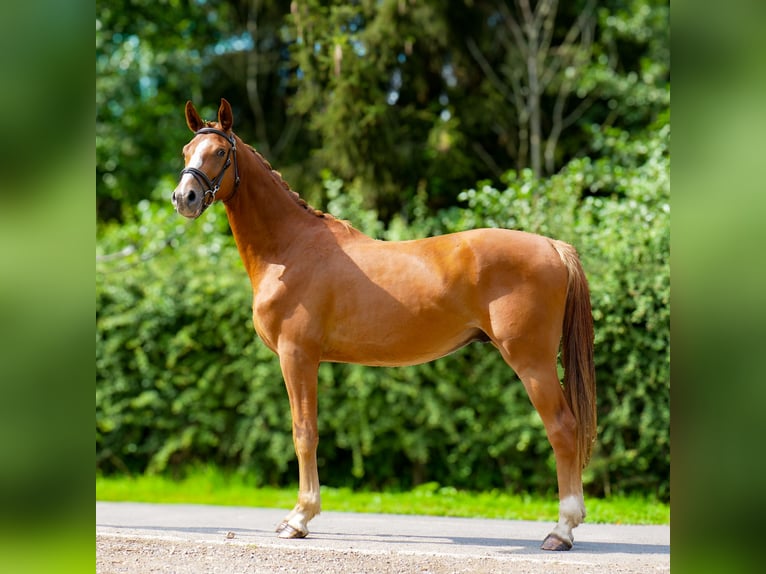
[171,191,176,202]
[188,190,196,202]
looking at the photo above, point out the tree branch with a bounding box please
[498,2,528,57]
[272,115,303,160]
[540,0,595,89]
[465,36,516,108]
[246,0,272,156]
[471,141,504,180]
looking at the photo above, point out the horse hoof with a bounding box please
[541,533,573,551]
[277,523,308,539]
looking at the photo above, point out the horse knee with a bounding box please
[292,423,318,455]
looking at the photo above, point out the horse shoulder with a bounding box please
[249,264,292,351]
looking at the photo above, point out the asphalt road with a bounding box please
[96,501,669,573]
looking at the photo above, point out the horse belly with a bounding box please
[320,294,485,367]
[321,329,486,367]
[318,235,490,365]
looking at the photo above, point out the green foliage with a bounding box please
[96,0,229,220]
[97,200,293,483]
[96,0,302,221]
[96,123,669,500]
[96,0,669,222]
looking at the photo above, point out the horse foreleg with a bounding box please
[275,343,321,539]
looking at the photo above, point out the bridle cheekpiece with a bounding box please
[179,127,241,216]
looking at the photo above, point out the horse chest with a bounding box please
[250,266,317,350]
[251,285,285,346]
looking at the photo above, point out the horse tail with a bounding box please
[552,240,597,469]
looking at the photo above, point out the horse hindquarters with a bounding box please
[486,237,595,550]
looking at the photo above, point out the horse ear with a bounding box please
[218,98,233,132]
[185,101,204,133]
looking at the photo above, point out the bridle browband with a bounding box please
[179,127,241,216]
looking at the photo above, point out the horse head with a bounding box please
[172,98,240,219]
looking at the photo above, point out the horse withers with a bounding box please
[171,98,596,551]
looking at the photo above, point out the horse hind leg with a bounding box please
[497,343,586,551]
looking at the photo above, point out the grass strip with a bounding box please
[96,467,669,525]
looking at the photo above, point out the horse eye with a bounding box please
[217,149,226,157]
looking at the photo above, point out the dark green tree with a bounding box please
[97,0,301,220]
[287,0,668,217]
[97,0,668,221]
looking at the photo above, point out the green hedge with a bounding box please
[97,124,669,499]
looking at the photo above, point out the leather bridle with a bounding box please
[179,127,240,215]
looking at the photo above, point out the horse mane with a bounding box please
[200,123,356,231]
[246,144,326,218]
[241,140,356,232]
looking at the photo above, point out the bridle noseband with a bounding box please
[180,127,241,215]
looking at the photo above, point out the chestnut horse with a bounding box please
[172,99,596,551]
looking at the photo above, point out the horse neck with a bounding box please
[222,139,321,277]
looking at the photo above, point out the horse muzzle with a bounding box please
[171,181,205,219]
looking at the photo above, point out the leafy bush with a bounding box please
[97,124,669,499]
[97,202,293,483]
